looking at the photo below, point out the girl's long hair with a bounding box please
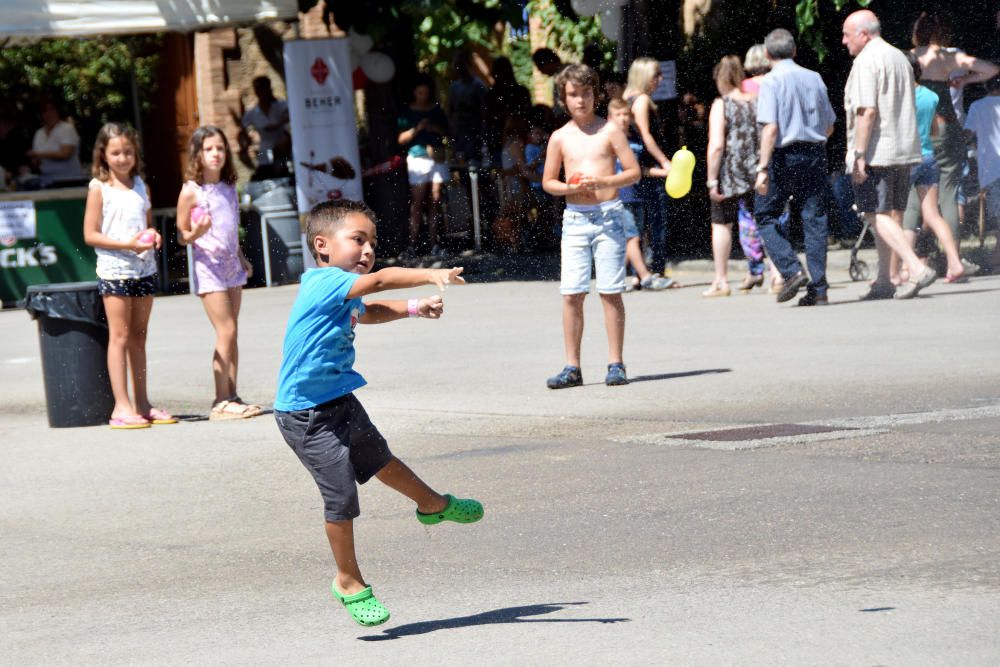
[626,57,660,108]
[185,125,238,185]
[91,122,143,181]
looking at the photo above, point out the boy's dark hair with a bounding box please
[985,74,1000,93]
[554,64,599,104]
[532,47,560,70]
[306,199,377,259]
[91,122,143,181]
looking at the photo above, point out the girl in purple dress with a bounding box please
[176,126,261,420]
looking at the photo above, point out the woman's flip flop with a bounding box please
[144,408,177,425]
[331,584,390,626]
[109,415,150,430]
[416,494,484,525]
[209,399,260,421]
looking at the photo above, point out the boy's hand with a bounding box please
[428,266,465,290]
[419,294,444,319]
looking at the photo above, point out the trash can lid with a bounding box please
[25,281,101,294]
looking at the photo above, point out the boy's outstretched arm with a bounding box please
[346,266,464,299]
[360,295,444,324]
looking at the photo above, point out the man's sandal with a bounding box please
[416,494,484,525]
[331,584,390,626]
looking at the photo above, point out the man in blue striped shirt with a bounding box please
[754,28,837,306]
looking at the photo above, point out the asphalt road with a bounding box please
[2,249,998,665]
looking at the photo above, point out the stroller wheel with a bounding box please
[849,260,869,282]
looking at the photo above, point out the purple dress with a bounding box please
[189,181,247,294]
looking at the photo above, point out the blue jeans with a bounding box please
[754,142,829,297]
[636,177,668,273]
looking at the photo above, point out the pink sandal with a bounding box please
[144,408,177,425]
[109,415,150,430]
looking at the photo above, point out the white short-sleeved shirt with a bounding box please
[90,176,156,280]
[32,120,82,184]
[242,100,289,164]
[965,96,1000,188]
[844,37,922,168]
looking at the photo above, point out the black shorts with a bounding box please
[97,275,158,297]
[274,394,393,522]
[853,165,911,214]
[710,192,753,225]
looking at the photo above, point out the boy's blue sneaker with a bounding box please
[547,366,582,389]
[605,363,628,386]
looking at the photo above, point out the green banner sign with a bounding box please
[0,195,95,307]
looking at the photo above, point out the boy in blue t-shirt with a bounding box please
[274,200,483,627]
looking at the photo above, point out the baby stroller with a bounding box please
[848,205,874,281]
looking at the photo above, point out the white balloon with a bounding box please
[570,0,600,17]
[348,27,373,55]
[599,7,621,41]
[360,52,395,84]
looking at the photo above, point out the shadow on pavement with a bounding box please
[356,601,629,641]
[628,368,732,384]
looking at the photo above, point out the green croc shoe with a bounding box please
[416,494,484,525]
[331,584,390,626]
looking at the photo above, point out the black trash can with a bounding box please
[22,282,115,428]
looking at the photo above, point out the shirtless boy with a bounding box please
[542,64,641,389]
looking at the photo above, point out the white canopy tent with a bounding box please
[0,0,298,38]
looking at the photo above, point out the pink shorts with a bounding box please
[194,256,247,295]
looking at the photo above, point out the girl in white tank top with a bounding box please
[82,123,175,429]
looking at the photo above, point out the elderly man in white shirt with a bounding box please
[843,10,937,300]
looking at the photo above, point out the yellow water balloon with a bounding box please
[665,146,696,199]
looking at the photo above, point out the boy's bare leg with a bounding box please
[599,292,625,365]
[625,237,652,282]
[562,293,586,367]
[375,457,448,513]
[326,519,368,596]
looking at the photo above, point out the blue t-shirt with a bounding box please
[274,267,367,411]
[616,140,644,204]
[525,142,544,191]
[914,85,939,158]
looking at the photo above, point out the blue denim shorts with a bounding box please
[910,156,940,188]
[560,201,626,294]
[621,205,640,239]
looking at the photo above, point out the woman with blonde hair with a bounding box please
[705,56,768,296]
[624,57,672,276]
[741,44,770,94]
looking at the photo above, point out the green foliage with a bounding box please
[795,0,871,61]
[323,0,524,75]
[525,0,615,68]
[0,36,160,123]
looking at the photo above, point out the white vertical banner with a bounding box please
[284,38,363,215]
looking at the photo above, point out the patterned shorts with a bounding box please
[97,274,158,297]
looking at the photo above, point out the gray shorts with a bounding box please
[274,394,393,522]
[854,165,912,213]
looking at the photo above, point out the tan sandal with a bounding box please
[210,399,260,421]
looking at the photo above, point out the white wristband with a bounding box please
[407,298,420,318]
